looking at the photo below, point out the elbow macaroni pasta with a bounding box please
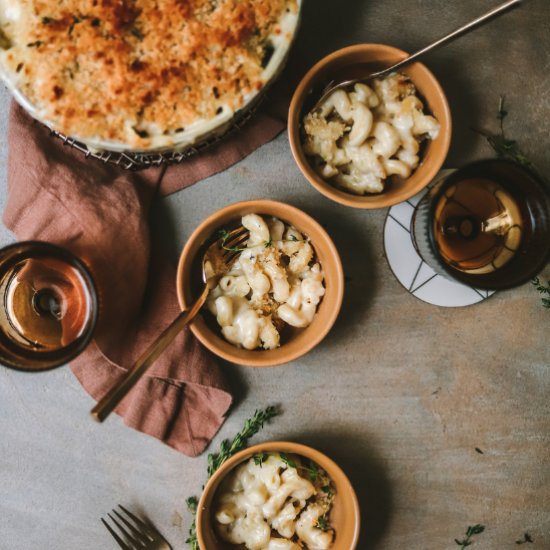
[302,73,440,195]
[214,453,335,550]
[207,214,325,350]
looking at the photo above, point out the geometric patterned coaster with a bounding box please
[383,170,496,307]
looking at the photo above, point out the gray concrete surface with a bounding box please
[1,1,549,549]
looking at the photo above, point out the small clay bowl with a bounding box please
[288,43,452,209]
[176,200,344,367]
[196,441,361,550]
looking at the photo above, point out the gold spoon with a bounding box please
[90,226,249,422]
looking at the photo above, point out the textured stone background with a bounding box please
[1,1,549,548]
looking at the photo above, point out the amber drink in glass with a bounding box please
[0,241,98,370]
[412,159,550,290]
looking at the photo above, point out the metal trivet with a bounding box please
[49,97,264,171]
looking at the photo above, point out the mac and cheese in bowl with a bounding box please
[195,441,360,550]
[302,73,440,195]
[213,452,335,550]
[288,44,451,209]
[207,214,325,351]
[176,200,344,367]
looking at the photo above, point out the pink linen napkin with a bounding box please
[3,93,287,456]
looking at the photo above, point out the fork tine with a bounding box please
[113,509,152,542]
[107,513,141,548]
[222,228,249,249]
[118,505,155,538]
[225,226,248,240]
[222,234,250,256]
[101,517,133,550]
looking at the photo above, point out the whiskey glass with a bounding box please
[412,159,550,290]
[0,241,98,371]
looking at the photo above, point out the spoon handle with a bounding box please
[371,0,525,79]
[90,284,210,423]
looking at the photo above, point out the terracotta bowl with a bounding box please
[288,44,452,209]
[176,200,344,367]
[196,441,361,550]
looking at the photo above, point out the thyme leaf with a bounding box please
[455,524,485,548]
[253,452,268,467]
[532,277,550,309]
[516,532,534,544]
[279,452,297,469]
[185,406,280,549]
[305,459,319,481]
[315,513,329,531]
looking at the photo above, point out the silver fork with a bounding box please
[101,505,172,550]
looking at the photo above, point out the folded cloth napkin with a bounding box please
[3,92,287,456]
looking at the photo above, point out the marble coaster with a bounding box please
[383,170,496,307]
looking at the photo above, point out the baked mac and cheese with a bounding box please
[302,73,440,194]
[0,0,299,151]
[214,452,335,550]
[206,214,325,350]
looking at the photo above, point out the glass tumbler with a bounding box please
[0,241,98,370]
[412,159,550,290]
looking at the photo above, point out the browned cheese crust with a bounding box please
[2,0,296,147]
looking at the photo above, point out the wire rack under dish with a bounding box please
[49,98,263,171]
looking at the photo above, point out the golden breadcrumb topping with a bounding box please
[0,0,297,149]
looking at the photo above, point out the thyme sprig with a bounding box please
[474,96,537,172]
[455,524,485,548]
[185,406,280,549]
[207,406,279,477]
[516,532,534,544]
[532,277,550,309]
[185,497,199,550]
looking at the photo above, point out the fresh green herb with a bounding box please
[253,452,268,467]
[289,235,298,241]
[516,532,534,544]
[475,96,537,172]
[532,277,550,309]
[185,406,279,549]
[185,497,199,550]
[321,484,333,497]
[264,237,273,248]
[279,452,297,469]
[207,406,279,477]
[26,40,43,48]
[217,228,248,253]
[455,524,485,548]
[315,513,329,531]
[305,459,319,481]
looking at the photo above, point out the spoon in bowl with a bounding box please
[90,225,249,422]
[312,0,525,112]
